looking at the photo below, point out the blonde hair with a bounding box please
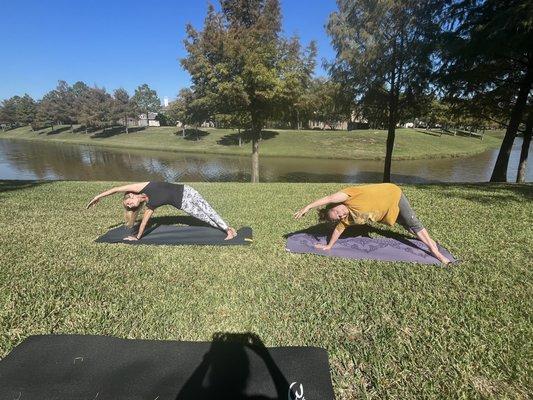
[123,192,145,228]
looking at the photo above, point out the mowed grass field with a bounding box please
[0,125,501,161]
[0,181,531,398]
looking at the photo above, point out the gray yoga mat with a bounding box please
[96,224,253,246]
[286,233,456,265]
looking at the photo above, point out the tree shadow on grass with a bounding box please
[414,128,442,137]
[90,126,147,138]
[0,180,51,197]
[46,126,71,135]
[413,182,533,205]
[217,130,278,146]
[175,128,210,141]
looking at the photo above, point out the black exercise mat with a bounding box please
[95,225,253,246]
[0,334,335,400]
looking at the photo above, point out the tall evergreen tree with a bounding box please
[182,0,301,182]
[35,92,58,131]
[78,87,113,133]
[131,84,161,127]
[112,88,138,133]
[439,0,533,182]
[0,96,21,129]
[72,81,90,128]
[327,0,443,182]
[16,94,38,128]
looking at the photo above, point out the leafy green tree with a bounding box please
[55,81,76,130]
[439,0,533,182]
[167,88,211,138]
[16,94,38,128]
[327,0,443,182]
[278,37,317,129]
[78,87,113,133]
[72,81,90,128]
[35,92,58,131]
[131,84,161,127]
[181,0,288,182]
[112,88,138,133]
[0,96,21,130]
[306,78,350,129]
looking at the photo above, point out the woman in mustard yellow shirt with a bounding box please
[294,183,451,265]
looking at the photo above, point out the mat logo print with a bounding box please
[288,381,305,400]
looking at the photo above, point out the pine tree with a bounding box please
[439,0,533,182]
[131,84,161,127]
[181,0,306,182]
[327,0,443,182]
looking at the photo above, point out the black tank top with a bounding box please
[141,182,184,210]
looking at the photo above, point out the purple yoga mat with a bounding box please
[286,233,456,265]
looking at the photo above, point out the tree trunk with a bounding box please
[384,79,398,182]
[125,114,129,133]
[238,127,242,147]
[70,124,73,132]
[182,125,186,138]
[251,115,260,183]
[251,137,259,183]
[491,62,533,182]
[517,108,532,183]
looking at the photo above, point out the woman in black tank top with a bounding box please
[87,182,237,240]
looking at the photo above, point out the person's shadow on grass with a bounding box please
[175,332,289,400]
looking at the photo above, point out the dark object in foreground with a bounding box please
[286,232,456,265]
[95,225,253,246]
[0,334,334,400]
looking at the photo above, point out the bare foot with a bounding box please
[224,227,237,240]
[438,255,451,265]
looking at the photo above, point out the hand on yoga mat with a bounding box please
[314,243,332,251]
[294,206,310,219]
[123,236,138,241]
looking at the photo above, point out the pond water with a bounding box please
[0,137,530,183]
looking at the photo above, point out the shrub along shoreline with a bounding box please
[0,180,530,398]
[0,125,502,161]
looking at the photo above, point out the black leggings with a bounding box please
[397,193,424,233]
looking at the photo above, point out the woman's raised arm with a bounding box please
[86,182,149,209]
[293,191,349,219]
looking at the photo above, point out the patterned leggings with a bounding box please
[180,185,229,231]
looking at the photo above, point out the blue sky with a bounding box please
[0,0,338,101]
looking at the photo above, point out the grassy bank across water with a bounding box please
[0,125,501,161]
[0,180,531,398]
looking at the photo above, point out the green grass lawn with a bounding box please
[0,125,501,161]
[0,181,531,398]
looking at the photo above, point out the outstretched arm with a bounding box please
[294,191,349,219]
[86,182,148,209]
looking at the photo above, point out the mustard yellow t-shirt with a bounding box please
[335,183,402,234]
